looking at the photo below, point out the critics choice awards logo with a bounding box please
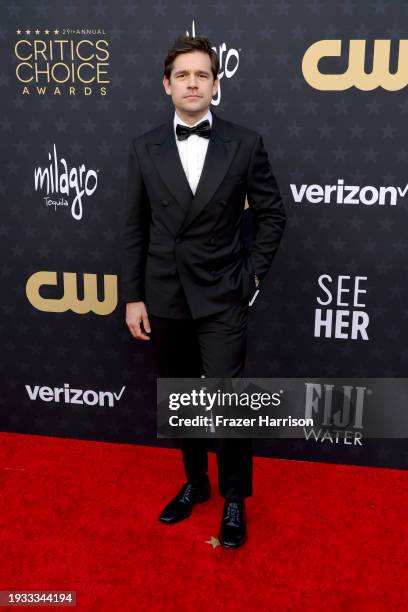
[14,28,109,96]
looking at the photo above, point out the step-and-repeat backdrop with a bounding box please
[1,2,407,469]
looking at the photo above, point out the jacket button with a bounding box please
[175,236,182,244]
[219,200,227,207]
[162,199,169,206]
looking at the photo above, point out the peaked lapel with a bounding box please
[146,110,241,236]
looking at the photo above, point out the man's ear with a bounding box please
[212,77,219,95]
[163,75,171,95]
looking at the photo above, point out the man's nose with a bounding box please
[187,75,199,88]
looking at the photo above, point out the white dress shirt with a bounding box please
[173,108,212,195]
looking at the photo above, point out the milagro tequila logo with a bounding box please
[186,20,240,105]
[34,144,98,220]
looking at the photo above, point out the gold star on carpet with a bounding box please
[35,29,40,35]
[205,536,220,549]
[54,29,59,34]
[44,29,49,34]
[16,29,21,35]
[25,29,31,35]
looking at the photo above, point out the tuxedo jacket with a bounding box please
[120,110,286,319]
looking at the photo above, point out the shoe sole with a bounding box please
[159,513,191,524]
[219,533,247,549]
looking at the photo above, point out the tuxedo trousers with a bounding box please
[149,297,252,499]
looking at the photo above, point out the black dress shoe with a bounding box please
[159,480,211,524]
[219,499,247,548]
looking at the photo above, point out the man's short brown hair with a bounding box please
[164,35,219,81]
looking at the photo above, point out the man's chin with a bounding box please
[178,102,208,115]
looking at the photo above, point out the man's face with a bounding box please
[163,51,218,118]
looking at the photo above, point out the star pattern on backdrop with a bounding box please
[0,1,406,469]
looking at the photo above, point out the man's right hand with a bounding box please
[126,301,151,341]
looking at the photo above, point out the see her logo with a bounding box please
[314,274,369,340]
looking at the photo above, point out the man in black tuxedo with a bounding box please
[120,35,286,548]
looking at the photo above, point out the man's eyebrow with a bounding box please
[173,69,211,75]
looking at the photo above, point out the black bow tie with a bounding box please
[176,119,211,141]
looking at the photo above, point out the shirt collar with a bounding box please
[174,108,212,136]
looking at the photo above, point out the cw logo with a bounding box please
[26,271,117,315]
[302,39,408,91]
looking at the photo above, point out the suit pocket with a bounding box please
[241,258,255,299]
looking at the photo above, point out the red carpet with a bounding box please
[0,432,407,611]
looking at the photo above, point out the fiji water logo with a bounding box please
[186,20,240,105]
[34,144,99,220]
[303,383,368,446]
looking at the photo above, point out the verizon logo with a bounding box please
[290,178,407,206]
[25,383,126,407]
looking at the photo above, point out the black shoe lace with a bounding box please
[225,502,240,526]
[180,483,193,503]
